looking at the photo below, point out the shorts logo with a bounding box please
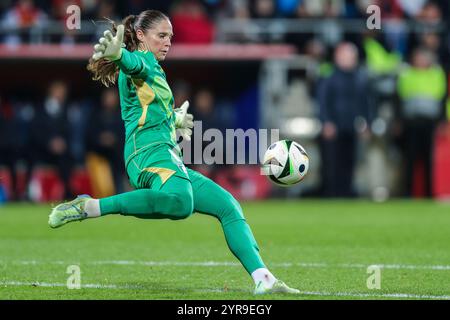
[178,163,188,176]
[168,148,188,176]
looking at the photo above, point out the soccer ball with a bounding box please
[262,140,309,186]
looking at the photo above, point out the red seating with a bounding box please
[0,166,12,200]
[215,165,272,200]
[433,123,450,200]
[28,167,65,202]
[28,167,92,202]
[70,167,93,197]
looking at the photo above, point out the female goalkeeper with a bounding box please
[48,10,298,295]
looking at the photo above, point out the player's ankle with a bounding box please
[85,199,101,218]
[251,268,277,288]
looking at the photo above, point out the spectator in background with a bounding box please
[50,0,82,44]
[416,32,448,69]
[249,0,282,42]
[43,0,96,43]
[171,0,215,43]
[317,42,371,198]
[415,1,442,23]
[292,0,344,48]
[296,0,344,17]
[12,98,35,200]
[373,0,409,57]
[223,0,250,20]
[50,0,81,20]
[363,31,402,76]
[232,0,251,19]
[190,87,225,176]
[92,0,121,43]
[409,3,446,67]
[250,0,276,18]
[369,0,404,19]
[216,0,257,43]
[1,0,48,45]
[305,38,333,78]
[192,87,226,132]
[396,47,447,197]
[172,79,192,109]
[67,99,88,166]
[86,88,125,194]
[30,80,73,198]
[395,0,427,18]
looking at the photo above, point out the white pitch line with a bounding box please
[0,281,142,290]
[2,260,450,271]
[297,290,450,300]
[93,260,239,267]
[1,281,449,300]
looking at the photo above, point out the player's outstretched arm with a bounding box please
[92,25,149,78]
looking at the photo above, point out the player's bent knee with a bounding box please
[167,193,193,220]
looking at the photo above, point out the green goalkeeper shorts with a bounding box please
[126,143,190,190]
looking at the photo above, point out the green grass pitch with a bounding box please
[1,200,450,300]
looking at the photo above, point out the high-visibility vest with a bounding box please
[364,38,401,74]
[397,65,447,119]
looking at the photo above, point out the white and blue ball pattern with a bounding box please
[262,140,309,186]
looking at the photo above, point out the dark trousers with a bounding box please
[404,120,435,198]
[321,132,356,198]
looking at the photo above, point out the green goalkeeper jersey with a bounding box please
[114,49,178,170]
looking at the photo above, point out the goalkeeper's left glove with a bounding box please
[174,101,194,141]
[92,25,124,61]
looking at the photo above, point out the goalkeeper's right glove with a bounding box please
[92,25,124,61]
[174,101,194,142]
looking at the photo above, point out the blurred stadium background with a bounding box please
[0,0,449,204]
[2,0,450,301]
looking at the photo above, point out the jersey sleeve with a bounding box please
[114,49,153,79]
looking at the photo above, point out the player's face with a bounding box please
[141,19,173,61]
